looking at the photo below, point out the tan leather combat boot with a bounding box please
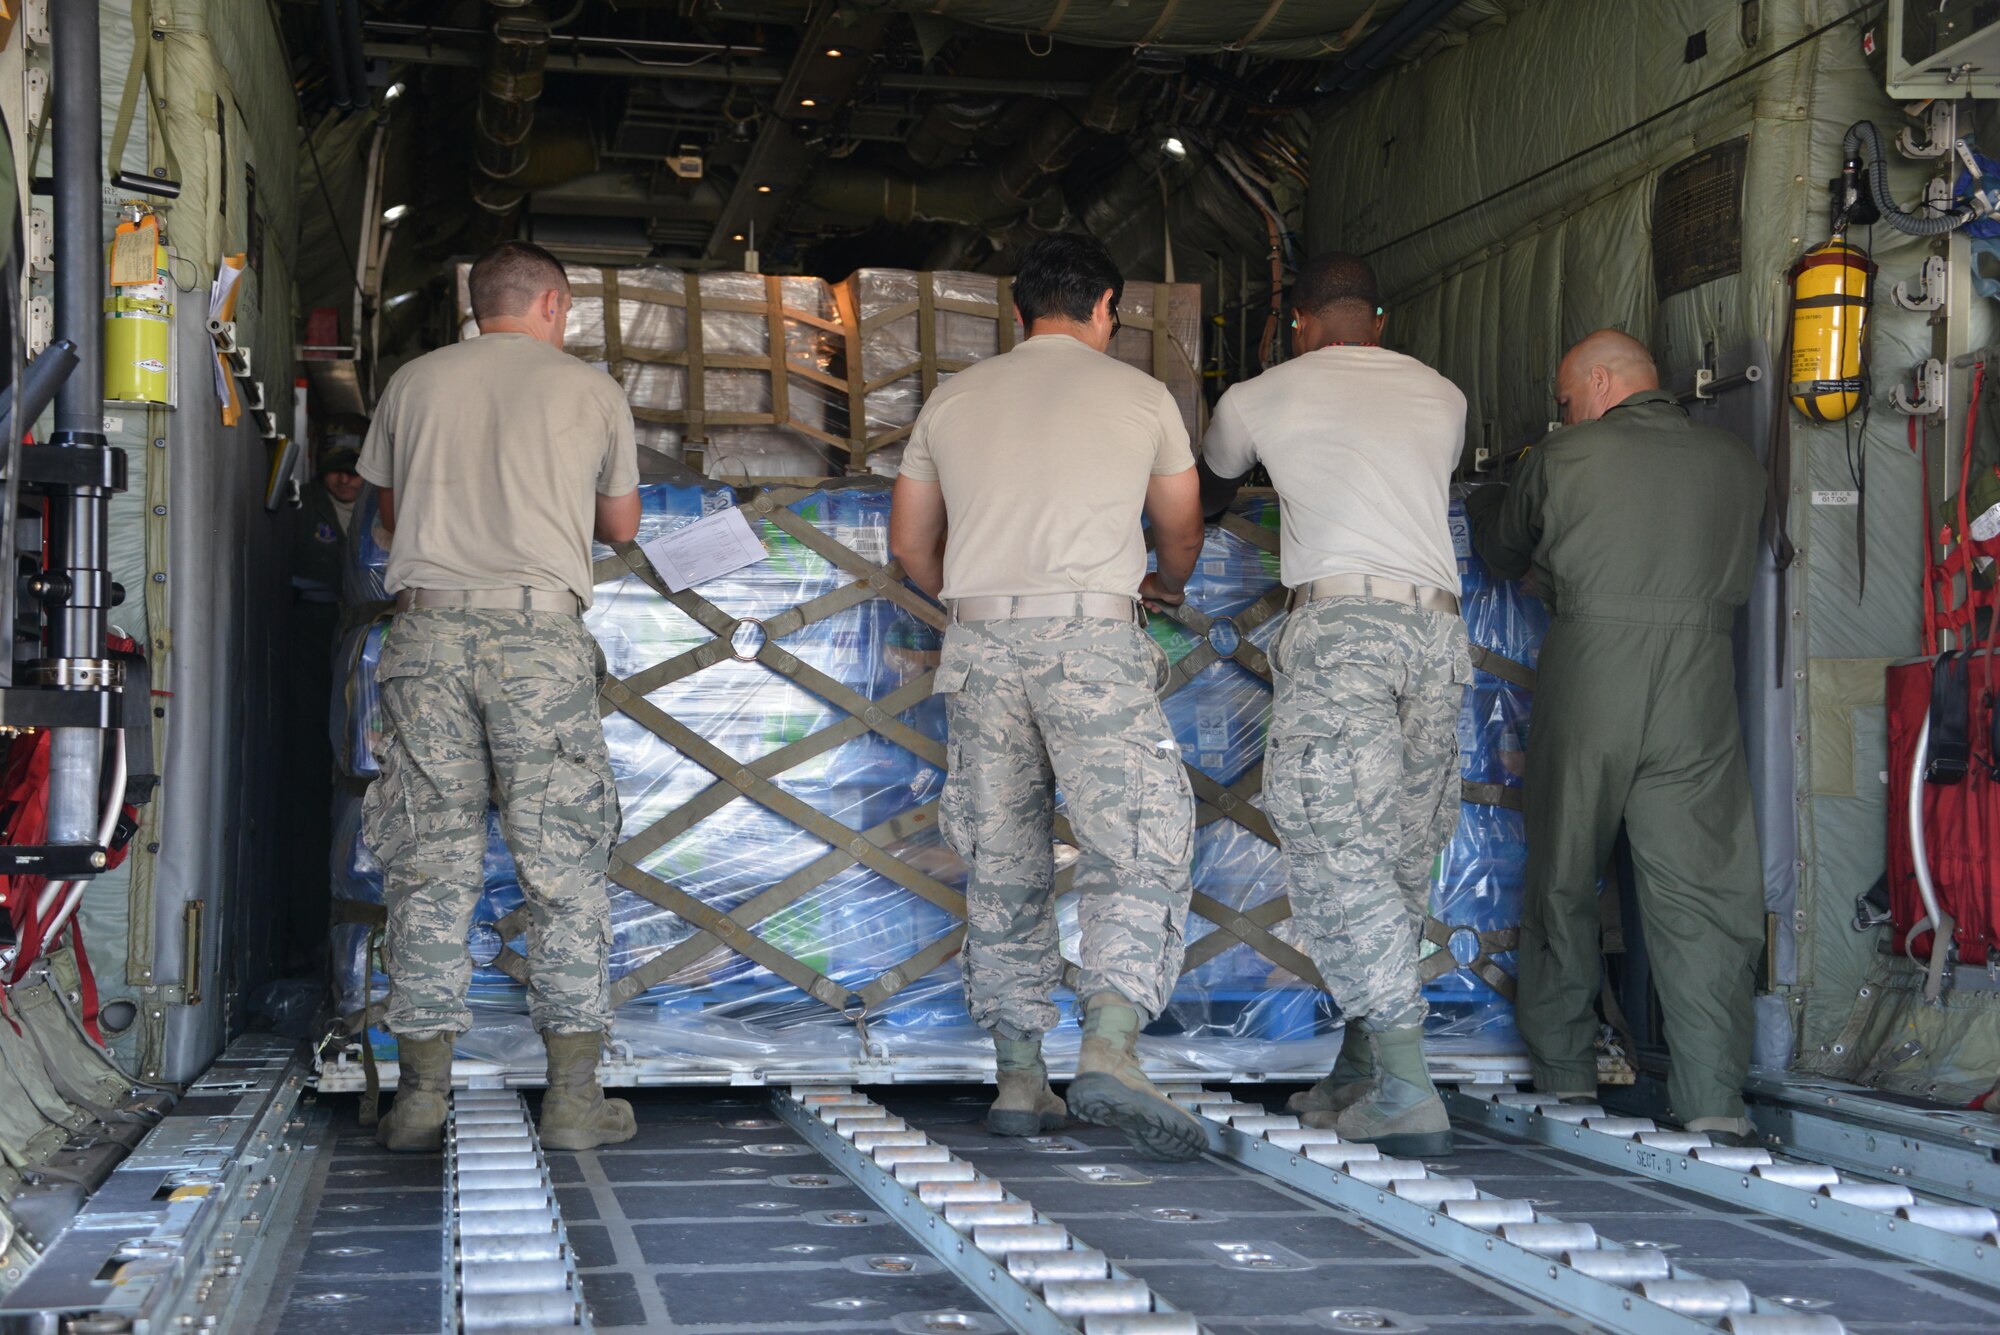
[1316,1025,1453,1156]
[1286,1021,1377,1116]
[988,1037,1067,1136]
[377,1033,452,1153]
[538,1030,637,1151]
[1064,993,1207,1161]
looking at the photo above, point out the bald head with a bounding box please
[1556,329,1660,425]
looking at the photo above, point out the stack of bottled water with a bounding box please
[330,483,1547,1074]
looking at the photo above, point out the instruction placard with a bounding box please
[641,507,768,591]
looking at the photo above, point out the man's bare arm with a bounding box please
[1141,466,1204,610]
[594,490,641,544]
[889,475,948,599]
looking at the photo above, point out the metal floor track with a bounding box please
[241,1083,2000,1334]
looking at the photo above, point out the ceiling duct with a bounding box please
[809,59,1151,227]
[903,98,1007,171]
[843,0,1399,60]
[470,3,551,227]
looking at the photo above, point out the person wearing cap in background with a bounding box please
[1467,329,1765,1146]
[889,232,1210,1161]
[276,434,369,980]
[360,240,641,1155]
[293,438,365,605]
[1200,252,1470,1157]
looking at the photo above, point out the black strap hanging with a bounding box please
[1926,650,1971,785]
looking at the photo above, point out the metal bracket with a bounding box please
[1894,255,1950,313]
[1892,358,1948,416]
[1898,101,1956,159]
[0,844,107,877]
[18,443,129,492]
[1926,174,1957,216]
[23,68,47,139]
[21,0,49,48]
[0,686,121,729]
[26,209,51,273]
[25,296,52,359]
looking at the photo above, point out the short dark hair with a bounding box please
[468,240,569,320]
[1013,232,1124,327]
[1293,252,1381,318]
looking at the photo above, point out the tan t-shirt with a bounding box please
[358,333,638,607]
[899,335,1193,601]
[1202,345,1464,595]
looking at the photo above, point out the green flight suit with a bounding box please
[1469,390,1765,1124]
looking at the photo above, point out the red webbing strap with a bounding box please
[1921,416,1939,656]
[67,922,103,1045]
[3,732,52,985]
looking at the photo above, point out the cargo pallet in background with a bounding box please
[453,263,1205,478]
[322,472,1551,1089]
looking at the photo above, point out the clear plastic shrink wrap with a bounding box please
[335,473,1547,1074]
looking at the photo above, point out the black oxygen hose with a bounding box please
[1842,119,1979,236]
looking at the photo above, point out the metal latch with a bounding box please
[1897,101,1955,159]
[23,69,48,138]
[1891,358,1947,416]
[1892,254,1948,312]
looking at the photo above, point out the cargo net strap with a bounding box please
[464,488,1515,1030]
[570,273,855,462]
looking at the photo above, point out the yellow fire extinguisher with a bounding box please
[104,204,173,405]
[1788,236,1875,422]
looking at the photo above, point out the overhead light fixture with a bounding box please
[1161,136,1188,161]
[733,233,745,242]
[800,98,817,108]
[383,81,406,103]
[385,290,418,309]
[757,184,773,194]
[825,48,842,57]
[381,203,410,223]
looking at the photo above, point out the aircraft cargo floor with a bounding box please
[245,1081,2000,1335]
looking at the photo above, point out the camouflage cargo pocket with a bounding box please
[1265,730,1358,858]
[360,763,416,868]
[538,721,617,867]
[933,660,973,861]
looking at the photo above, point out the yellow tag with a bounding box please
[109,220,159,287]
[167,1184,212,1201]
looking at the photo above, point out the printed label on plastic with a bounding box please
[1450,510,1473,560]
[1971,500,2000,543]
[837,524,890,567]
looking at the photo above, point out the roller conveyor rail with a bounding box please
[774,1085,1201,1334]
[1163,1083,1850,1335]
[1734,1071,2000,1211]
[445,1089,592,1332]
[1449,1083,2000,1281]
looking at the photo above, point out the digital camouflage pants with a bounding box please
[936,616,1196,1040]
[1266,599,1471,1033]
[366,609,621,1039]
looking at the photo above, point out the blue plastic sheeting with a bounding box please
[330,482,1548,1076]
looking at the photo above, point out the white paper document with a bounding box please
[641,507,768,591]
